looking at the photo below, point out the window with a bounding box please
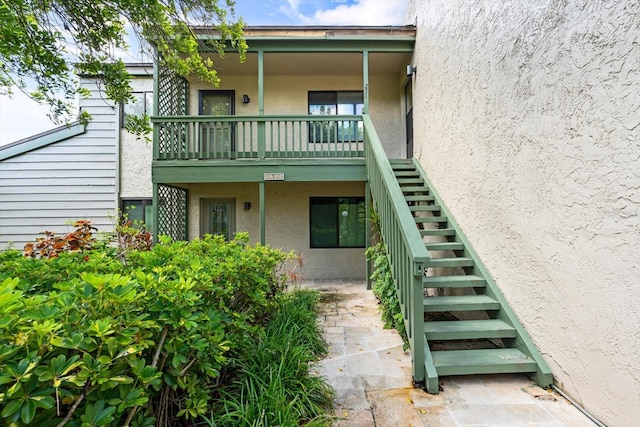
[121,92,153,128]
[308,91,364,143]
[121,199,154,231]
[310,197,366,248]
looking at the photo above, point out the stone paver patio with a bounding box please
[302,280,594,427]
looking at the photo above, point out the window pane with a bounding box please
[123,200,144,223]
[123,93,145,124]
[310,200,338,247]
[310,197,364,248]
[145,92,154,116]
[144,203,154,232]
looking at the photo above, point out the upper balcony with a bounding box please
[151,26,415,184]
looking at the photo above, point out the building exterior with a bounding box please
[151,26,414,279]
[1,5,638,424]
[405,1,640,426]
[0,65,153,248]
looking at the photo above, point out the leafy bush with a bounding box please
[366,241,409,350]
[204,290,333,426]
[0,233,323,426]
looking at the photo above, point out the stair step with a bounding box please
[420,228,456,236]
[410,205,441,212]
[431,348,537,376]
[425,320,516,340]
[406,195,435,202]
[394,171,420,177]
[401,186,429,193]
[425,242,465,251]
[390,163,415,171]
[397,178,424,184]
[423,275,486,288]
[426,257,474,268]
[415,216,448,223]
[424,294,500,312]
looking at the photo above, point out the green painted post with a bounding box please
[362,51,369,114]
[259,181,265,245]
[365,181,372,290]
[258,50,266,159]
[152,183,159,244]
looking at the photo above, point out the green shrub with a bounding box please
[0,233,304,426]
[366,241,409,350]
[204,290,334,427]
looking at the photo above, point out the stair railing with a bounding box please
[363,115,429,383]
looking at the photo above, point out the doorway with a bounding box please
[404,80,413,159]
[200,198,236,240]
[199,90,235,158]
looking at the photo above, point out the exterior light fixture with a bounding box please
[242,94,250,104]
[406,64,416,77]
[244,202,251,210]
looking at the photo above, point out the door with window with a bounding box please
[405,80,413,159]
[201,199,235,240]
[199,91,235,158]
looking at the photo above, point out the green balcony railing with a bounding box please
[152,115,364,160]
[363,114,430,383]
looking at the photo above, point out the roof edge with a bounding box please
[0,122,86,161]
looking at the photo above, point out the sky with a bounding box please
[0,0,409,145]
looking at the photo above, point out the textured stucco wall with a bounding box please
[407,1,640,425]
[188,73,405,157]
[187,181,366,279]
[119,75,154,199]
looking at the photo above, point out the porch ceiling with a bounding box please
[208,52,412,75]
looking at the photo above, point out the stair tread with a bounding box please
[401,186,429,192]
[398,178,424,184]
[415,216,448,222]
[394,171,420,177]
[421,228,456,236]
[425,242,465,251]
[406,195,435,201]
[431,348,537,375]
[423,275,486,287]
[426,257,474,267]
[423,294,500,311]
[410,205,441,211]
[425,319,516,340]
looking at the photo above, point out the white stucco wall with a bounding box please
[119,75,154,199]
[407,1,639,426]
[187,181,366,280]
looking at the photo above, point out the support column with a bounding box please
[258,50,265,158]
[363,50,369,114]
[259,181,265,245]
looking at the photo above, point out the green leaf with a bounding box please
[20,399,36,424]
[1,399,22,418]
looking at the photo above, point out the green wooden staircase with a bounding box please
[389,158,553,393]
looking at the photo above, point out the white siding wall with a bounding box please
[406,2,639,426]
[0,80,118,249]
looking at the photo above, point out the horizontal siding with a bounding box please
[1,185,115,194]
[0,80,117,249]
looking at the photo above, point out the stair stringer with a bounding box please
[411,159,553,389]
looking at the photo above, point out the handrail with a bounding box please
[362,114,429,383]
[152,115,364,160]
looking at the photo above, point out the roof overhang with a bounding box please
[194,25,416,53]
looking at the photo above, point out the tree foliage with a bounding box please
[0,0,247,122]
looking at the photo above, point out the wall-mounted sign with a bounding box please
[264,173,285,181]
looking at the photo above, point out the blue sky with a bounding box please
[0,0,409,145]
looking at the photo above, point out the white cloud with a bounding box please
[300,0,409,26]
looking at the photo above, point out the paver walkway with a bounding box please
[303,280,594,427]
